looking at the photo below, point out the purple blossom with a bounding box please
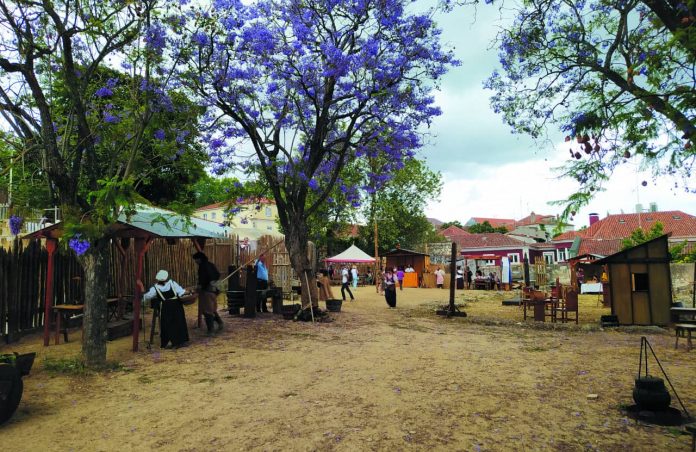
[9,215,22,235]
[103,112,120,124]
[68,235,90,255]
[94,87,113,98]
[154,129,166,140]
[144,22,167,56]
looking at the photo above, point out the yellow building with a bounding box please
[193,198,281,236]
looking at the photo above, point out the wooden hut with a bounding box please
[383,248,429,288]
[594,235,673,326]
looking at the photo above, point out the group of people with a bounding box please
[331,264,409,308]
[432,266,500,290]
[137,251,224,350]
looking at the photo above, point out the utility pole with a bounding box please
[374,215,379,293]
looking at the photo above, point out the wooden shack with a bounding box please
[383,248,429,288]
[594,235,672,326]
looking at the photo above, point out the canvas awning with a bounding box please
[324,244,375,263]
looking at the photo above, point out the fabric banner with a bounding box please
[501,256,511,284]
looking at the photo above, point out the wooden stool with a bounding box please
[675,323,696,350]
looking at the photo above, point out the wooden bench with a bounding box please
[675,323,696,350]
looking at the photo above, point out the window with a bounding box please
[203,213,208,220]
[211,212,216,220]
[632,273,649,291]
[557,249,567,262]
[485,259,496,266]
[507,253,520,263]
[265,207,272,217]
[543,252,555,264]
[267,225,272,230]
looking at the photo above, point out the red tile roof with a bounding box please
[553,230,581,241]
[577,239,623,257]
[440,225,470,239]
[557,210,696,240]
[468,217,516,229]
[452,233,527,249]
[515,212,557,226]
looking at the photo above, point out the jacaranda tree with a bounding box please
[478,0,696,217]
[179,0,458,307]
[0,0,199,365]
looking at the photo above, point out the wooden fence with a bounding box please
[0,238,238,343]
[0,234,316,343]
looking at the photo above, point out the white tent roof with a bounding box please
[325,244,375,263]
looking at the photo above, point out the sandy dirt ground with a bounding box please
[2,286,695,451]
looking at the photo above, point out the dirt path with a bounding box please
[2,287,694,451]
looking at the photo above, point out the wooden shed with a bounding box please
[383,248,429,288]
[594,235,673,326]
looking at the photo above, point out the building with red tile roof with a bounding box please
[552,210,696,258]
[464,217,516,229]
[439,225,470,240]
[450,233,567,265]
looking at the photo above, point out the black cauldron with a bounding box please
[633,376,671,411]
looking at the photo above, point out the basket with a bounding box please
[325,299,342,312]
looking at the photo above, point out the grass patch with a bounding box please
[138,375,154,384]
[43,356,127,375]
[43,356,90,376]
[288,332,317,338]
[388,322,432,333]
[523,345,549,352]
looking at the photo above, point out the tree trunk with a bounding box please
[284,215,318,308]
[78,240,110,367]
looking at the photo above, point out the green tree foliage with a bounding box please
[192,176,241,208]
[468,221,508,234]
[440,220,464,229]
[483,0,696,218]
[0,2,200,365]
[358,158,443,254]
[621,221,665,250]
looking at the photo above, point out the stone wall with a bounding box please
[671,263,695,303]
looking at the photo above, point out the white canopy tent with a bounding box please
[324,244,375,263]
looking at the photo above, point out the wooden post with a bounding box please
[449,242,456,313]
[132,237,151,352]
[43,238,58,346]
[374,217,379,293]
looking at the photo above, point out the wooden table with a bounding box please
[54,298,122,345]
[671,307,696,323]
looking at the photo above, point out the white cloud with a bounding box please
[425,148,695,228]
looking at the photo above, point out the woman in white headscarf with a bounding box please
[138,270,189,349]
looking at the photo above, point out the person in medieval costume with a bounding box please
[317,269,335,301]
[382,268,398,308]
[192,251,224,335]
[138,270,189,348]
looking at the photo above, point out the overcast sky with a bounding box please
[419,3,695,228]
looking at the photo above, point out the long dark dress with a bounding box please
[384,275,397,307]
[157,287,189,348]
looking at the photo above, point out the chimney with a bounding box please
[635,203,643,213]
[530,212,536,223]
[589,213,599,226]
[649,202,658,212]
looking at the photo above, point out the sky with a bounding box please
[418,3,696,229]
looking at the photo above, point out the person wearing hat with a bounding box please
[137,270,189,349]
[192,251,224,335]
